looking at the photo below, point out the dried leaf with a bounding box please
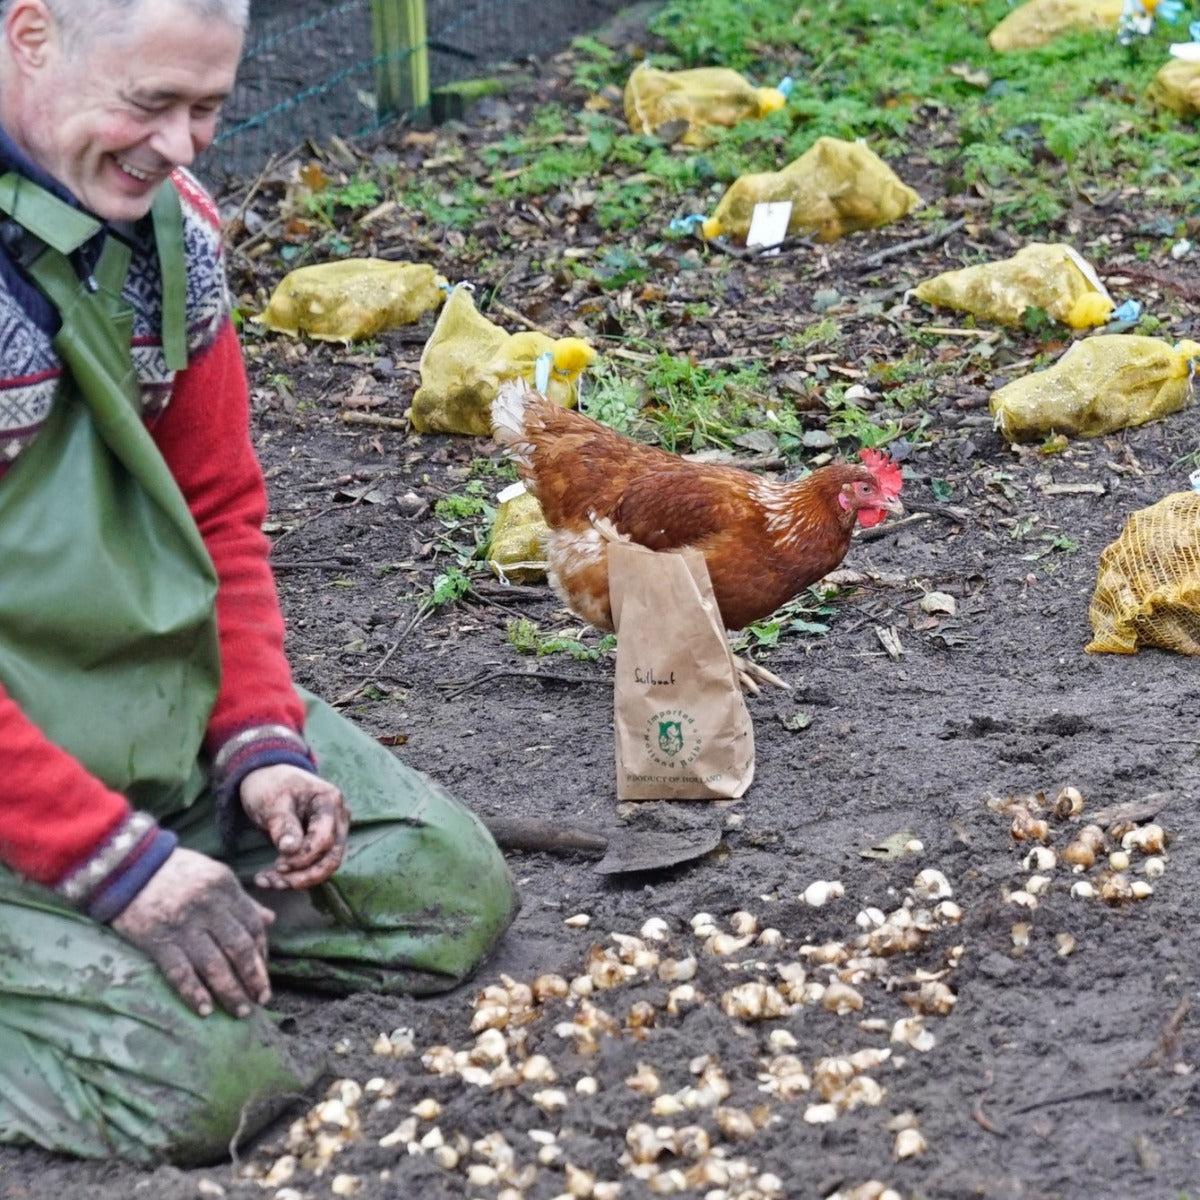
[861,830,920,860]
[949,62,991,89]
[300,161,329,191]
[875,625,904,659]
[919,591,957,616]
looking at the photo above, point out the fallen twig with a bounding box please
[903,500,972,522]
[1089,792,1172,826]
[705,234,816,261]
[858,218,967,270]
[488,300,547,333]
[340,411,409,431]
[224,142,304,244]
[332,608,433,707]
[438,668,607,701]
[856,511,932,542]
[271,557,364,572]
[1107,264,1200,303]
[1006,1085,1115,1116]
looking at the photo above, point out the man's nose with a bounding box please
[149,107,198,168]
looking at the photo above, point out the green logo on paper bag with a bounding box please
[658,721,683,756]
[645,709,700,767]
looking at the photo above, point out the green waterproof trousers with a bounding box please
[0,693,518,1166]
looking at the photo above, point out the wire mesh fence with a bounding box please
[198,0,633,185]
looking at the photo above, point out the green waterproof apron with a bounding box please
[0,175,315,1165]
[0,174,218,812]
[0,176,516,1164]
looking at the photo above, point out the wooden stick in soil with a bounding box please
[341,411,409,430]
[858,217,967,270]
[488,300,547,334]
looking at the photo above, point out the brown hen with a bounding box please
[491,379,903,638]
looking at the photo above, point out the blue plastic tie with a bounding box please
[1110,299,1142,323]
[534,349,552,393]
[668,213,705,236]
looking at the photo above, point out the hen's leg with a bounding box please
[731,653,789,694]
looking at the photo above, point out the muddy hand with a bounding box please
[112,846,274,1018]
[240,763,350,890]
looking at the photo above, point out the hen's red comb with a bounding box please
[859,448,903,498]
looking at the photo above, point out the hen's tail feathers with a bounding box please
[492,378,548,474]
[491,377,533,447]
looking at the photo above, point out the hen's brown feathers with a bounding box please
[492,381,899,632]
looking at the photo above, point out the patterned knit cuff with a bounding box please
[212,723,318,851]
[54,811,179,923]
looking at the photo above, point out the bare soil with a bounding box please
[4,13,1200,1200]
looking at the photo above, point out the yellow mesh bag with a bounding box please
[989,335,1200,442]
[913,243,1112,329]
[254,259,445,342]
[486,483,549,584]
[987,0,1125,50]
[407,286,595,435]
[623,64,787,146]
[701,137,920,244]
[1087,491,1200,654]
[1146,58,1200,115]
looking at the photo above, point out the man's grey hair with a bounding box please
[4,0,249,57]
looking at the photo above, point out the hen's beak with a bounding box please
[884,496,905,517]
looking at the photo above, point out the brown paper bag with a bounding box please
[608,541,755,801]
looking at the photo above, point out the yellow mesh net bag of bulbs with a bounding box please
[700,136,921,244]
[989,335,1200,442]
[913,243,1113,330]
[1147,58,1200,115]
[407,285,595,436]
[254,259,446,343]
[987,0,1125,51]
[623,65,788,146]
[1087,490,1200,655]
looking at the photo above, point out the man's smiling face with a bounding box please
[8,0,243,220]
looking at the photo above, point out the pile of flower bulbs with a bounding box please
[241,863,968,1200]
[995,785,1167,909]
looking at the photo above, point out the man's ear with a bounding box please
[5,0,55,72]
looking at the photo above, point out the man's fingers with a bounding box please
[261,808,305,855]
[210,911,272,1008]
[111,847,279,1017]
[188,929,261,1018]
[276,804,342,869]
[262,835,343,892]
[148,941,215,1018]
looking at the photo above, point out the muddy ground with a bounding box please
[4,13,1200,1200]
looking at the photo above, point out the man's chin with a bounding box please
[86,190,159,223]
[83,167,166,222]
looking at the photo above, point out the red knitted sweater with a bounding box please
[0,318,307,886]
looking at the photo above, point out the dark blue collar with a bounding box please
[0,124,81,212]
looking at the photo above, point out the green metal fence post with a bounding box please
[372,0,430,124]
